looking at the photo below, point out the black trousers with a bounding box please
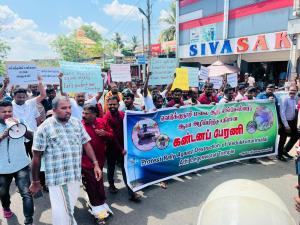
[106,149,133,196]
[278,119,299,156]
[0,166,34,224]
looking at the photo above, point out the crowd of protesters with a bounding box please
[0,70,299,225]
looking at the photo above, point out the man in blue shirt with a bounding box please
[277,86,298,161]
[0,100,34,225]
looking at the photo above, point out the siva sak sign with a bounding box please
[186,31,291,58]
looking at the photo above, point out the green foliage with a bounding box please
[159,1,176,42]
[113,33,124,49]
[131,35,139,52]
[121,48,134,56]
[0,39,10,75]
[81,25,103,43]
[51,35,85,62]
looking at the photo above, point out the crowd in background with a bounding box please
[0,70,298,225]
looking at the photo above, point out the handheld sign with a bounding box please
[171,68,189,91]
[183,67,199,87]
[6,61,38,85]
[199,66,209,81]
[60,61,103,93]
[149,58,177,85]
[38,67,60,85]
[210,76,223,89]
[227,73,238,88]
[110,64,131,82]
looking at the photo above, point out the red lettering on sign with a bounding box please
[253,35,269,51]
[237,37,249,52]
[275,32,291,49]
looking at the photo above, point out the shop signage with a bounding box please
[187,32,291,57]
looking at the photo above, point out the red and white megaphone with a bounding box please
[5,118,27,139]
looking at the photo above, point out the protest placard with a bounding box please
[199,66,209,81]
[60,61,103,93]
[125,100,278,191]
[149,58,177,85]
[38,67,60,85]
[110,64,131,82]
[183,67,199,87]
[227,73,238,88]
[171,68,189,91]
[6,61,38,85]
[210,76,223,89]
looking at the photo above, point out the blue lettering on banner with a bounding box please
[190,45,197,56]
[201,43,206,56]
[221,40,233,54]
[209,41,219,55]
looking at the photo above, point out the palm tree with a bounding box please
[113,32,124,50]
[159,1,176,42]
[131,35,139,52]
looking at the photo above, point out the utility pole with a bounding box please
[142,19,145,56]
[147,0,151,66]
[141,18,145,81]
[139,0,152,73]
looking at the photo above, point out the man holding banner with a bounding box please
[104,96,141,202]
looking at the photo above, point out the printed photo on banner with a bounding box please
[38,67,60,85]
[124,100,278,192]
[149,58,177,85]
[6,61,38,85]
[60,61,103,93]
[182,66,199,87]
[171,68,189,91]
[227,73,238,88]
[110,64,131,82]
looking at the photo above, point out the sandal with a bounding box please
[3,208,14,218]
[160,182,168,189]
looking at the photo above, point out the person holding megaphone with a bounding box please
[0,100,35,225]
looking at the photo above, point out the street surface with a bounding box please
[0,152,299,225]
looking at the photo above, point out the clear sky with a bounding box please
[0,0,172,60]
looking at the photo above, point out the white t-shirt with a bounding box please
[143,90,167,111]
[248,77,255,86]
[235,92,244,101]
[12,97,40,131]
[70,97,97,120]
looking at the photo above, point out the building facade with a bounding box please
[177,0,300,87]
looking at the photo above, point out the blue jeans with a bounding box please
[0,166,34,224]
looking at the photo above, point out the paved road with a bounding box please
[0,155,299,225]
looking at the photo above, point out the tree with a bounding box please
[159,1,176,42]
[51,35,85,62]
[80,25,103,43]
[0,39,10,75]
[131,35,139,52]
[113,33,124,50]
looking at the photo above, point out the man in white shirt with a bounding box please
[235,84,246,101]
[143,72,173,111]
[248,74,255,87]
[12,76,46,158]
